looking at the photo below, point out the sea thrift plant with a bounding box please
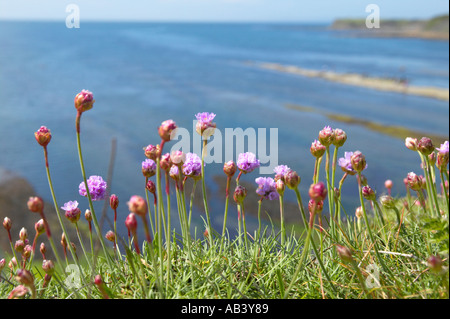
[2,89,448,301]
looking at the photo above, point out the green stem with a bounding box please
[425,156,441,216]
[279,194,285,247]
[201,139,213,244]
[441,170,449,214]
[75,113,112,269]
[75,223,92,270]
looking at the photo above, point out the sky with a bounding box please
[0,0,448,23]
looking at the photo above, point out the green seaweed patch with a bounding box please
[286,103,449,146]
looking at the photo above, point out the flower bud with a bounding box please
[40,243,47,256]
[27,196,44,213]
[233,185,247,204]
[427,255,443,274]
[417,137,434,156]
[144,144,160,160]
[15,240,25,253]
[355,206,363,219]
[42,259,55,275]
[125,213,138,235]
[318,126,335,147]
[310,140,326,158]
[15,269,34,287]
[0,258,5,271]
[3,217,12,231]
[437,152,449,171]
[9,257,17,269]
[406,172,422,191]
[127,195,147,217]
[170,150,186,166]
[61,233,67,249]
[333,128,347,148]
[336,245,354,264]
[94,274,103,286]
[385,179,393,190]
[379,195,396,209]
[308,199,324,213]
[223,160,237,177]
[105,230,116,243]
[34,126,52,147]
[284,170,301,189]
[74,89,95,113]
[362,185,376,201]
[350,151,367,173]
[160,153,172,171]
[8,285,29,299]
[276,179,285,195]
[405,137,418,151]
[169,165,180,181]
[85,209,92,222]
[109,194,119,210]
[309,182,327,202]
[428,152,436,166]
[18,227,27,241]
[142,159,157,178]
[35,219,45,235]
[195,112,217,138]
[146,180,156,193]
[158,119,177,142]
[61,201,81,224]
[23,245,32,259]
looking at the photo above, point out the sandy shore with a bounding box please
[251,62,449,101]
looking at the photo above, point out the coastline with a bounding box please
[250,61,449,101]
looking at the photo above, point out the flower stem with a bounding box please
[75,112,112,269]
[201,139,213,244]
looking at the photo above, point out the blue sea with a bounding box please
[0,21,448,237]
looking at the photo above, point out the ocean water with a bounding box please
[0,21,448,237]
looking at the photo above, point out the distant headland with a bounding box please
[330,14,449,41]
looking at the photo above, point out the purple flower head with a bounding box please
[74,89,94,113]
[255,177,279,201]
[142,159,157,178]
[273,165,291,181]
[79,175,107,201]
[437,141,449,154]
[182,152,203,179]
[195,112,217,137]
[237,152,260,174]
[61,201,81,223]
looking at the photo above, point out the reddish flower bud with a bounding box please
[19,227,28,241]
[309,182,327,202]
[0,258,5,271]
[144,144,160,160]
[160,153,172,171]
[146,180,156,193]
[417,137,434,156]
[308,199,324,213]
[15,269,34,287]
[336,245,354,264]
[127,195,147,217]
[350,151,367,173]
[34,126,52,147]
[109,194,119,210]
[333,128,347,148]
[223,160,237,177]
[284,170,301,189]
[318,126,335,147]
[406,172,423,191]
[74,89,95,113]
[35,219,45,235]
[385,179,393,190]
[85,209,92,222]
[3,217,12,231]
[40,243,47,256]
[379,195,396,209]
[27,196,44,213]
[125,213,138,234]
[170,150,186,166]
[15,240,25,253]
[362,185,376,201]
[105,230,116,243]
[233,185,247,204]
[310,140,326,158]
[8,285,29,299]
[427,255,443,274]
[276,179,285,195]
[405,137,418,151]
[42,259,55,275]
[158,119,177,142]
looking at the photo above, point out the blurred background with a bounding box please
[0,1,448,254]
